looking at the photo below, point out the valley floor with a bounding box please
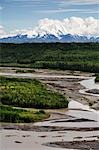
[0,67,99,110]
[0,67,99,150]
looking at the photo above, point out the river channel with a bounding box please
[0,70,99,150]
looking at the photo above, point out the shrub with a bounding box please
[0,77,68,109]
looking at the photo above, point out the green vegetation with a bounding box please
[0,43,99,72]
[0,104,49,123]
[0,76,68,109]
[95,74,99,82]
[0,76,68,123]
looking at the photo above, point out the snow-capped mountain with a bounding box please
[0,33,99,43]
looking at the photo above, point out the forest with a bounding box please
[0,43,99,72]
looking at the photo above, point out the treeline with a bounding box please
[0,43,99,72]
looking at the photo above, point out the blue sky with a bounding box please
[0,0,99,33]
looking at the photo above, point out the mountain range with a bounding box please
[0,34,99,43]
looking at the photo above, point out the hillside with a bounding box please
[0,43,99,72]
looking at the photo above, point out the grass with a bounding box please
[0,104,49,123]
[0,76,68,109]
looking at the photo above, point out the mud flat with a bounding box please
[1,122,99,132]
[1,129,99,150]
[45,140,99,150]
[86,89,99,94]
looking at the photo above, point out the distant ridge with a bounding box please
[0,33,99,43]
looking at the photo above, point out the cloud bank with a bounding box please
[0,17,99,38]
[33,17,99,37]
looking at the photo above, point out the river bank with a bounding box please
[0,67,99,150]
[0,67,99,110]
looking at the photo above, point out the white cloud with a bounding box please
[32,17,99,37]
[35,8,85,14]
[35,8,99,14]
[0,26,7,38]
[60,0,99,5]
[0,17,99,38]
